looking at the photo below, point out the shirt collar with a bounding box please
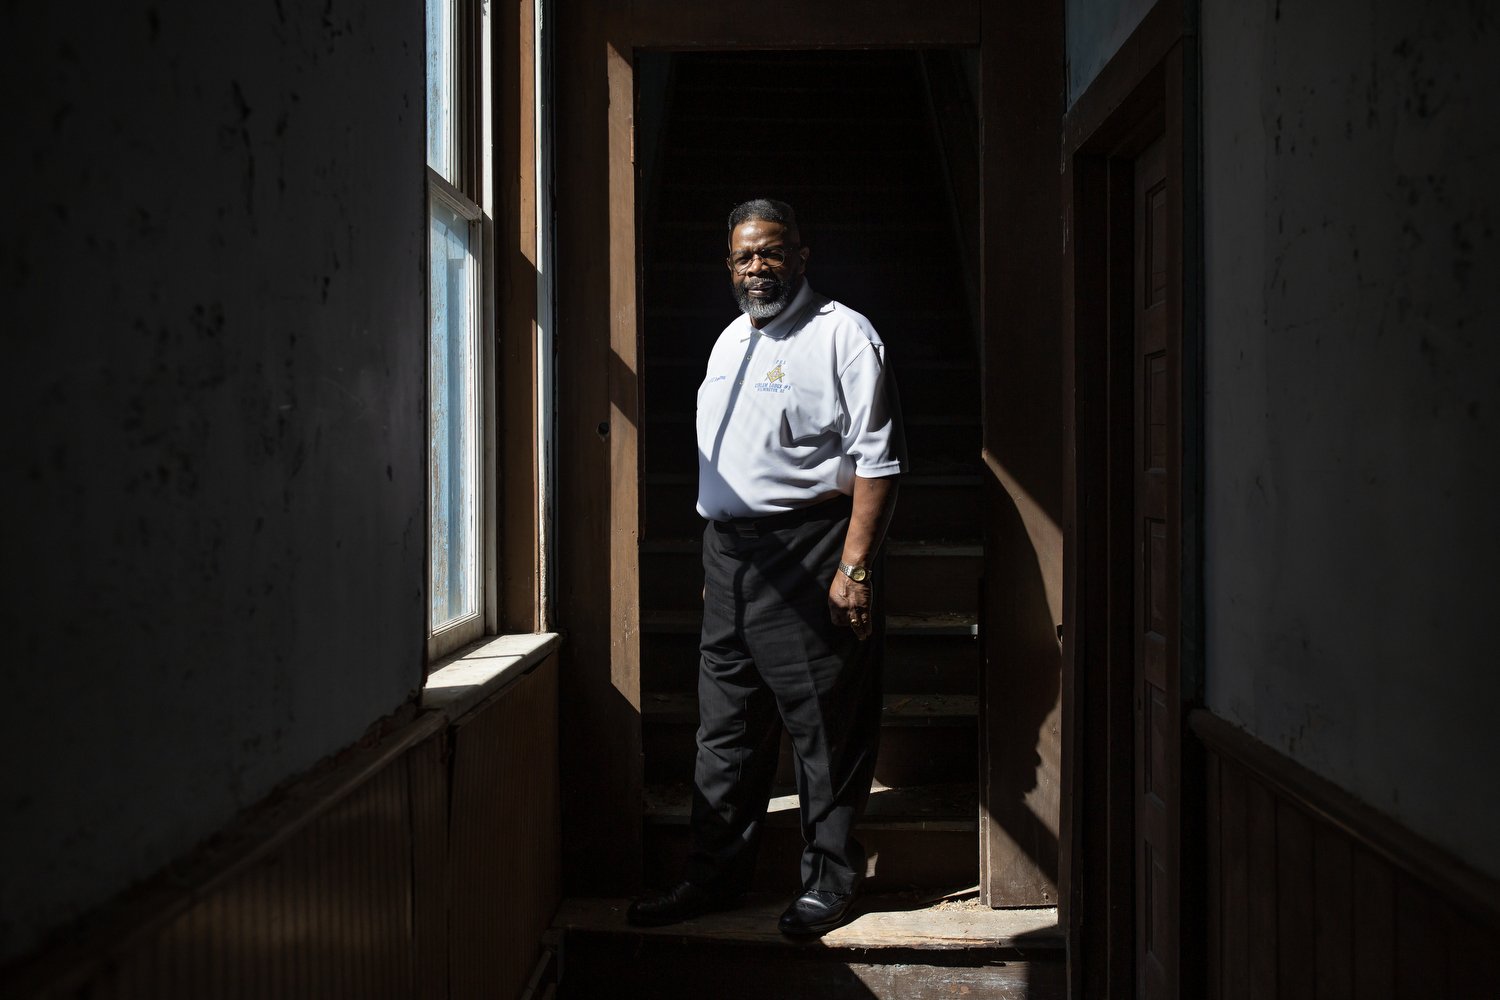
[742,280,816,341]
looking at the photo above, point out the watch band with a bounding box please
[838,560,870,582]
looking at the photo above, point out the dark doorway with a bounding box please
[633,50,987,897]
[1063,39,1201,994]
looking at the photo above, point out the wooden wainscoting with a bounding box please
[1193,710,1500,999]
[448,652,562,998]
[6,653,562,1000]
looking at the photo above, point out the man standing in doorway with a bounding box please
[628,199,905,936]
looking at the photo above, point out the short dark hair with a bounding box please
[727,198,801,243]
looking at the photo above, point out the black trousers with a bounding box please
[686,494,884,895]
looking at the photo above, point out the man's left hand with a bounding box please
[829,574,874,641]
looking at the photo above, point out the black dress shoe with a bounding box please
[626,881,737,927]
[777,889,856,937]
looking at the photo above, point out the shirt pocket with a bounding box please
[777,392,834,449]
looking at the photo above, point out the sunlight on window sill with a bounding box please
[422,632,561,718]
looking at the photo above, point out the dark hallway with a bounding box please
[7,0,1500,997]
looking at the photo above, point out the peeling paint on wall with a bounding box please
[1202,0,1500,879]
[1,0,427,962]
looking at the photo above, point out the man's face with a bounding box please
[727,219,809,322]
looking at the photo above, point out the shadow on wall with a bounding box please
[980,473,1062,894]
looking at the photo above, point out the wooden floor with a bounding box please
[553,891,1066,999]
[554,890,1061,951]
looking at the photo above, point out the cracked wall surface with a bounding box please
[1202,0,1500,878]
[2,0,427,961]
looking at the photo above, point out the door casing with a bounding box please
[1058,2,1205,996]
[551,0,1111,932]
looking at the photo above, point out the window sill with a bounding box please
[422,631,562,720]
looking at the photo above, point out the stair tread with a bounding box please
[647,266,957,284]
[660,181,936,196]
[643,691,977,726]
[644,357,975,371]
[671,112,926,125]
[646,304,962,320]
[645,780,976,831]
[664,145,925,158]
[642,609,978,636]
[654,220,944,236]
[645,411,975,428]
[641,539,981,557]
[554,892,1062,952]
[642,471,982,486]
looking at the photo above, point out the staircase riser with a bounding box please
[639,301,966,344]
[641,268,965,317]
[888,483,982,541]
[643,725,976,788]
[640,330,966,372]
[641,549,981,615]
[894,375,980,420]
[640,356,979,422]
[642,481,982,542]
[667,91,921,119]
[643,424,978,480]
[883,635,981,693]
[668,108,926,137]
[651,193,942,230]
[643,825,978,896]
[660,155,940,190]
[652,187,946,226]
[641,633,980,695]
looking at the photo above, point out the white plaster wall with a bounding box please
[1066,0,1154,105]
[1,1,427,960]
[1202,0,1500,878]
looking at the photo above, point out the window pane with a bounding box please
[425,0,456,181]
[429,197,478,630]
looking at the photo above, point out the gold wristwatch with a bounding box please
[838,560,870,583]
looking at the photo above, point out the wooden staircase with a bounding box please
[638,51,985,899]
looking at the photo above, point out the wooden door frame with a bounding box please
[551,0,1068,909]
[1058,1,1205,996]
[973,1,1069,908]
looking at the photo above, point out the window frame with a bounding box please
[426,0,497,665]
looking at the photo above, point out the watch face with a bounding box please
[849,566,868,582]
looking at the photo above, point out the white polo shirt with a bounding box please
[696,281,906,520]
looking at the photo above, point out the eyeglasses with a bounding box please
[726,245,801,274]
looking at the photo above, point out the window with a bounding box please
[426,0,492,661]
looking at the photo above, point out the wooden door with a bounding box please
[1132,136,1180,998]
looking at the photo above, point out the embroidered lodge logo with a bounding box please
[753,359,792,394]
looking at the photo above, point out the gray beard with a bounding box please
[734,276,798,321]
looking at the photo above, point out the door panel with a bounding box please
[1134,136,1179,999]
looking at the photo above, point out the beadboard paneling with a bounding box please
[1196,711,1500,999]
[9,655,562,1000]
[448,654,562,1000]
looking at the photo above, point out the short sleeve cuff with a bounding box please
[853,458,905,477]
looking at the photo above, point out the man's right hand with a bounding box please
[828,573,874,641]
